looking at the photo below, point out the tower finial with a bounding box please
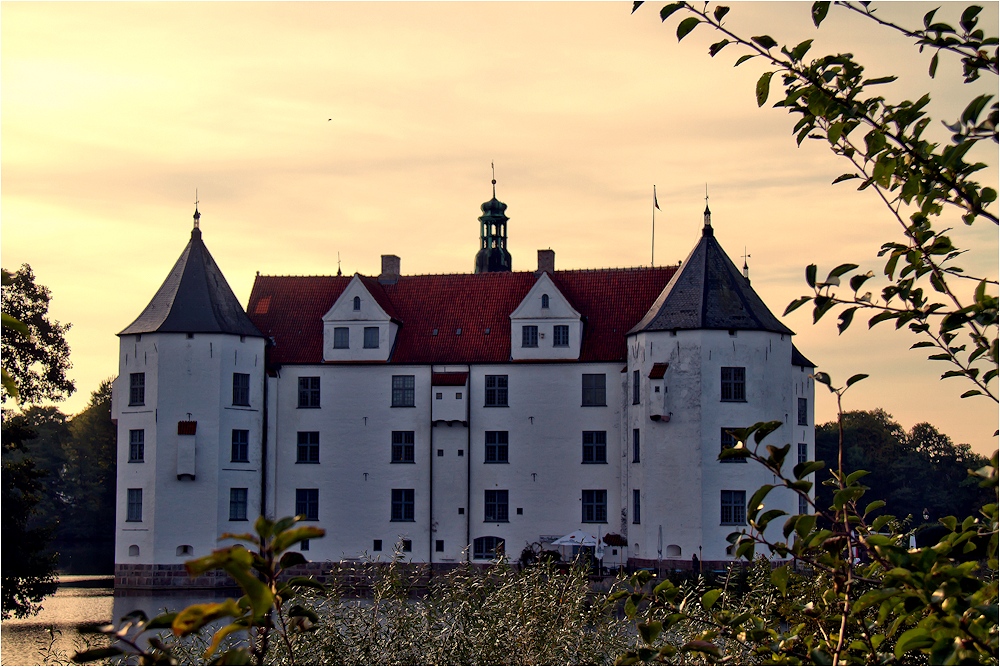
[491,161,497,198]
[742,247,751,281]
[337,252,342,277]
[193,189,201,230]
[703,183,711,229]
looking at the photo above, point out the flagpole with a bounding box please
[651,185,656,267]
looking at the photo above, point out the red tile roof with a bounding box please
[247,267,677,367]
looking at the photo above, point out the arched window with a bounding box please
[176,545,193,557]
[666,544,681,558]
[128,545,140,557]
[541,294,550,309]
[353,296,361,311]
[473,536,505,560]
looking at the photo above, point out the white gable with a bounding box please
[509,273,582,361]
[322,274,397,362]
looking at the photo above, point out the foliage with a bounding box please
[1,419,59,620]
[1,264,75,405]
[636,0,998,402]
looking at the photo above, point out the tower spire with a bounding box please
[702,184,713,236]
[193,189,201,230]
[474,166,512,273]
[491,161,496,198]
[742,247,751,281]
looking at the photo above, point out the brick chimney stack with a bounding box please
[536,249,555,275]
[379,255,400,284]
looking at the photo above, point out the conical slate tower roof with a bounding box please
[119,211,263,338]
[629,214,793,336]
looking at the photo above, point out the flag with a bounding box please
[653,185,660,210]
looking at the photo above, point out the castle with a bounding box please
[112,186,815,587]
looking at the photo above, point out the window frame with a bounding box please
[720,428,746,463]
[798,442,808,465]
[632,428,640,463]
[298,377,321,408]
[484,375,508,407]
[363,326,380,349]
[521,325,538,348]
[581,373,607,407]
[484,431,509,463]
[720,367,746,402]
[391,488,415,522]
[582,431,607,464]
[632,369,640,405]
[231,429,250,463]
[721,490,747,525]
[352,296,361,311]
[229,488,249,521]
[129,373,145,406]
[295,488,319,521]
[553,324,569,347]
[484,489,509,523]
[128,429,144,463]
[473,536,505,560]
[333,327,350,349]
[633,489,641,524]
[296,431,320,464]
[797,397,808,425]
[233,373,251,406]
[126,488,143,522]
[391,375,415,407]
[391,431,415,463]
[581,489,607,523]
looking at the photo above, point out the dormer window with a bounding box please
[541,294,549,309]
[353,296,361,311]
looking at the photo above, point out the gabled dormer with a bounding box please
[322,273,398,362]
[509,269,582,361]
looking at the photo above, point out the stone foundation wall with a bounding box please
[114,564,239,593]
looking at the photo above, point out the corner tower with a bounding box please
[112,207,266,587]
[474,175,512,273]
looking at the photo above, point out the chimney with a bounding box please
[536,249,555,275]
[379,254,400,284]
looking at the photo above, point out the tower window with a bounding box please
[720,367,746,402]
[129,429,144,462]
[541,294,549,308]
[129,373,145,406]
[233,373,250,406]
[798,398,808,425]
[633,489,641,524]
[126,488,143,522]
[632,370,640,405]
[632,428,640,463]
[229,488,248,521]
[721,490,746,525]
[720,428,746,463]
[798,442,808,465]
[231,429,249,462]
[521,325,538,348]
[353,296,361,311]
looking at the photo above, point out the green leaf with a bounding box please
[961,390,983,398]
[928,52,939,78]
[845,373,868,387]
[1,312,30,337]
[755,71,774,107]
[793,460,824,479]
[708,39,730,57]
[701,589,722,611]
[805,264,817,288]
[631,1,644,14]
[770,565,789,596]
[870,515,892,533]
[279,551,308,569]
[172,599,243,637]
[791,39,813,61]
[713,5,730,22]
[784,296,810,316]
[273,525,326,554]
[288,604,320,623]
[827,263,859,280]
[864,500,886,515]
[659,2,684,21]
[638,620,664,645]
[734,54,755,67]
[837,307,857,334]
[795,514,817,538]
[895,627,934,657]
[146,612,179,630]
[811,1,830,27]
[751,35,777,50]
[204,622,249,661]
[676,16,699,41]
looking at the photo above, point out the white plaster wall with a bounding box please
[431,380,468,423]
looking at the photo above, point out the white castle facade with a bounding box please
[112,189,815,586]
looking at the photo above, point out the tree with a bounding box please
[1,264,75,405]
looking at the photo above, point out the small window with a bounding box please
[632,428,640,463]
[128,545,140,557]
[127,488,143,522]
[129,429,144,462]
[721,490,746,525]
[436,392,443,399]
[473,536,504,560]
[798,495,809,515]
[582,374,606,406]
[797,442,808,465]
[129,373,145,406]
[721,367,746,402]
[391,489,415,522]
[797,397,808,426]
[353,296,361,311]
[364,326,379,349]
[632,370,640,405]
[521,325,538,348]
[435,539,444,553]
[541,294,549,308]
[720,428,746,463]
[229,488,248,521]
[300,539,310,551]
[456,392,462,399]
[392,375,415,407]
[296,488,319,521]
[296,432,320,463]
[632,489,641,524]
[231,429,250,462]
[553,325,569,347]
[298,377,321,408]
[392,431,415,463]
[484,490,509,522]
[484,375,508,407]
[401,540,412,552]
[485,431,508,463]
[233,373,250,406]
[373,539,382,552]
[437,449,444,457]
[582,431,607,464]
[333,327,350,349]
[582,490,607,523]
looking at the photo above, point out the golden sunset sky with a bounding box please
[2,1,997,455]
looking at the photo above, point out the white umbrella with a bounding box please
[551,530,599,546]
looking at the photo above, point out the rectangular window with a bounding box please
[484,490,509,523]
[521,325,538,348]
[333,327,349,349]
[391,489,415,522]
[720,428,745,463]
[436,540,444,553]
[401,539,412,552]
[296,488,319,521]
[582,490,607,523]
[582,374,606,406]
[582,431,607,464]
[721,367,746,402]
[485,431,508,463]
[632,428,640,463]
[798,442,808,465]
[296,432,320,463]
[229,488,248,521]
[129,429,144,462]
[373,539,382,552]
[553,325,569,347]
[231,429,249,462]
[721,490,746,525]
[632,370,640,405]
[484,375,508,407]
[633,489,641,524]
[391,375,415,407]
[126,488,142,522]
[364,326,380,349]
[391,431,415,463]
[799,495,809,515]
[473,536,504,559]
[233,373,250,406]
[298,377,320,408]
[798,397,808,425]
[129,373,145,406]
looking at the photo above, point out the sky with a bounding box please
[2,1,997,456]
